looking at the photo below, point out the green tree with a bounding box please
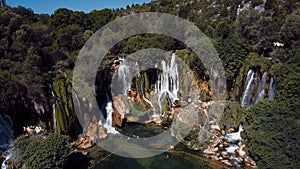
[16,134,71,169]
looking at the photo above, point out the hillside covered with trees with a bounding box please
[0,0,299,168]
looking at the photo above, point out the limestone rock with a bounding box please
[112,94,131,127]
[70,135,95,150]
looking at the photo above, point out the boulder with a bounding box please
[126,116,138,122]
[204,146,216,155]
[237,143,246,158]
[168,145,175,151]
[76,136,94,150]
[112,95,131,127]
[211,137,221,148]
[153,116,162,125]
[211,124,220,131]
[87,123,98,142]
[221,151,228,157]
[98,125,107,139]
[227,128,235,134]
[221,160,233,166]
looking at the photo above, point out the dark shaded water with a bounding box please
[91,123,225,169]
[92,152,211,169]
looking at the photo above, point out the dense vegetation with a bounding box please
[14,134,70,168]
[0,0,299,168]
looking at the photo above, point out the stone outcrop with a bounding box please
[70,135,95,150]
[112,95,131,127]
[70,123,107,150]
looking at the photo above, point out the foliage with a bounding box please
[0,1,299,168]
[244,53,300,168]
[14,134,71,169]
[214,37,250,79]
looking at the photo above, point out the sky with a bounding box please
[7,0,152,14]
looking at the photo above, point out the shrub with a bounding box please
[14,134,70,169]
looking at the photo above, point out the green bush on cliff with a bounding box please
[14,134,71,169]
[244,53,300,168]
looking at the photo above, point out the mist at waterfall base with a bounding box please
[241,69,275,107]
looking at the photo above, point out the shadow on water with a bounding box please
[92,152,211,169]
[91,123,216,169]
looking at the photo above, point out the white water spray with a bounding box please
[255,72,267,103]
[103,102,118,134]
[51,91,57,133]
[269,76,275,101]
[155,53,180,114]
[241,69,254,107]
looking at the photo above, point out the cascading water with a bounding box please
[269,76,275,101]
[117,59,132,96]
[0,115,14,169]
[241,69,271,106]
[241,69,254,107]
[114,59,156,113]
[222,124,244,143]
[155,53,180,114]
[255,72,267,103]
[1,150,11,169]
[101,85,118,134]
[0,115,13,151]
[51,91,57,133]
[103,102,118,134]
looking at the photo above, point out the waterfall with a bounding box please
[0,115,14,169]
[0,115,13,151]
[1,150,11,169]
[100,83,118,134]
[117,59,132,96]
[255,72,267,103]
[241,70,271,106]
[155,53,180,114]
[241,69,254,107]
[269,76,275,101]
[114,59,156,113]
[223,124,243,143]
[103,102,118,134]
[51,91,57,133]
